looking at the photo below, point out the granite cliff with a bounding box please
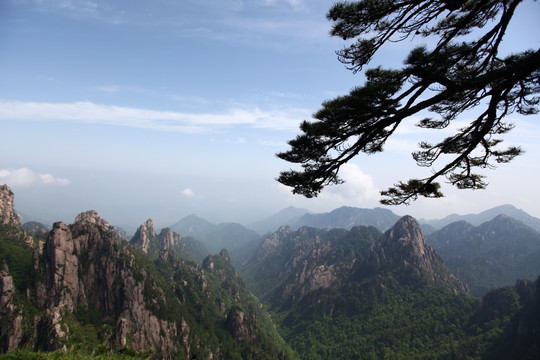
[0,185,296,359]
[242,216,468,309]
[131,219,209,263]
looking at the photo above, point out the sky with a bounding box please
[1,0,540,232]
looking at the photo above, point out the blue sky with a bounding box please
[1,0,540,231]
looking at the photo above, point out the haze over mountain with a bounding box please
[426,215,540,296]
[240,215,540,359]
[169,214,262,266]
[247,204,540,234]
[421,204,540,232]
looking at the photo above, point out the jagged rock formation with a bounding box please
[0,185,19,227]
[131,219,209,263]
[242,216,467,309]
[240,217,495,360]
[0,264,23,353]
[226,307,256,344]
[0,186,295,359]
[366,215,469,295]
[132,219,156,254]
[34,210,179,355]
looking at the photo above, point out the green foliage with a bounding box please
[277,0,539,205]
[0,225,34,291]
[0,346,153,359]
[242,223,539,359]
[273,283,512,360]
[427,216,540,296]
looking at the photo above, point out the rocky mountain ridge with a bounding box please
[426,214,540,296]
[3,183,540,359]
[130,219,209,263]
[242,216,468,310]
[421,204,540,232]
[170,214,262,266]
[0,185,296,359]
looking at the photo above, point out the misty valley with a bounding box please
[1,184,539,359]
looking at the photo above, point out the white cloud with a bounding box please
[39,173,71,186]
[322,163,380,203]
[181,188,195,198]
[263,0,305,10]
[0,168,70,188]
[275,163,380,208]
[0,100,304,133]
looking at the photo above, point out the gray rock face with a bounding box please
[226,308,256,344]
[0,266,23,353]
[244,216,468,310]
[132,219,156,254]
[0,185,19,227]
[370,216,469,295]
[43,221,82,311]
[35,211,179,357]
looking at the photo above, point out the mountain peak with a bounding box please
[74,210,109,230]
[375,216,469,295]
[380,215,425,254]
[0,184,20,227]
[131,219,157,254]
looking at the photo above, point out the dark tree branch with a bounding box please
[277,0,539,204]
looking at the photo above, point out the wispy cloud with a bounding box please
[0,100,305,133]
[276,163,380,206]
[181,188,195,198]
[322,163,380,203]
[0,168,70,188]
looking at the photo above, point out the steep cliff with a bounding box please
[364,215,469,295]
[131,219,208,263]
[240,217,475,359]
[242,216,467,309]
[33,210,179,355]
[0,264,23,353]
[0,185,19,227]
[0,185,33,353]
[0,186,297,359]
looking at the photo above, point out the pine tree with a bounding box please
[277,0,539,205]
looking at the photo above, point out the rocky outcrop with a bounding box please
[243,226,380,305]
[131,220,208,263]
[0,265,23,353]
[0,188,296,359]
[368,216,469,295]
[226,308,256,344]
[0,185,19,227]
[34,210,180,357]
[0,185,33,248]
[243,216,468,311]
[131,219,156,255]
[41,221,82,311]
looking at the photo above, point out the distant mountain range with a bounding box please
[248,204,540,234]
[426,214,540,296]
[420,204,540,232]
[169,214,262,266]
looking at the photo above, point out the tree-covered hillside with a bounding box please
[241,217,540,359]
